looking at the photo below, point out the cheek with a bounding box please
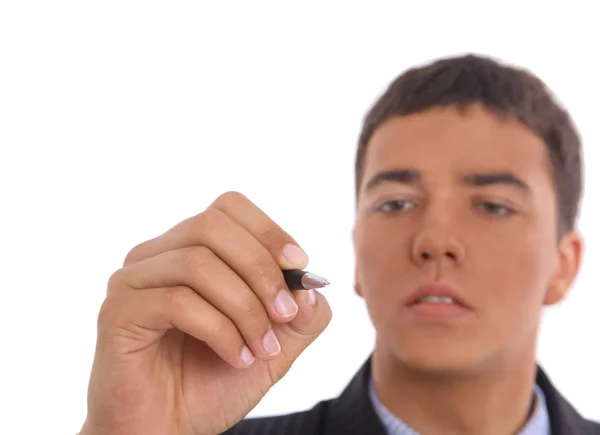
[355,221,413,300]
[470,223,555,313]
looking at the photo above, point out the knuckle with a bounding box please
[229,291,269,328]
[106,269,126,295]
[252,255,283,288]
[164,286,191,313]
[244,299,268,325]
[214,190,248,209]
[258,224,290,248]
[181,246,213,271]
[207,315,233,340]
[97,295,120,328]
[123,239,154,266]
[123,244,142,266]
[194,208,225,236]
[205,321,243,362]
[239,294,266,321]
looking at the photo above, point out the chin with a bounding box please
[389,338,489,377]
[397,354,475,377]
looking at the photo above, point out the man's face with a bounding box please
[353,104,582,373]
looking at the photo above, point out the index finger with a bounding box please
[124,191,309,269]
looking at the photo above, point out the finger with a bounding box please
[283,289,332,339]
[265,288,333,382]
[123,211,300,323]
[111,247,287,360]
[208,191,309,270]
[99,286,257,369]
[124,191,309,270]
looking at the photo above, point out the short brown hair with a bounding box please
[355,54,583,237]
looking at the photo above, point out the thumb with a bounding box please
[268,289,332,378]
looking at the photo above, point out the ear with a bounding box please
[354,267,363,298]
[544,231,584,306]
[352,224,363,298]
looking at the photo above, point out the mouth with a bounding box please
[405,283,473,321]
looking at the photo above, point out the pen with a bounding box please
[283,269,330,290]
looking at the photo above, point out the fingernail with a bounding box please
[263,327,281,356]
[240,345,255,366]
[282,243,308,266]
[275,289,298,317]
[307,289,317,306]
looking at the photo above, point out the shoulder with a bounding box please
[536,365,600,434]
[571,410,600,434]
[570,418,600,435]
[220,398,334,435]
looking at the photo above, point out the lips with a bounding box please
[406,283,472,309]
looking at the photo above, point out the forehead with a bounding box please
[363,104,551,178]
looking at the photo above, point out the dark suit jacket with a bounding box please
[222,356,599,435]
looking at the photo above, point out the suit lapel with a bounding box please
[323,356,596,435]
[535,365,597,435]
[324,356,387,435]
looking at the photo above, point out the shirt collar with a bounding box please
[368,373,551,435]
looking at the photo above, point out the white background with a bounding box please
[1,2,599,434]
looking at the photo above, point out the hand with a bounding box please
[80,192,332,435]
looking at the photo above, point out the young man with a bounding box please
[80,55,599,435]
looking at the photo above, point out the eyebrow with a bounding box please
[462,172,530,193]
[364,169,421,191]
[364,169,530,194]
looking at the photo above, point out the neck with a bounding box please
[371,343,538,435]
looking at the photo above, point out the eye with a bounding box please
[477,201,515,216]
[376,199,416,214]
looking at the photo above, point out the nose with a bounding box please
[411,230,465,267]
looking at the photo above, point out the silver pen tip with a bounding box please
[301,272,331,289]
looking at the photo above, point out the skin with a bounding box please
[81,102,582,435]
[353,104,583,435]
[80,192,332,435]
